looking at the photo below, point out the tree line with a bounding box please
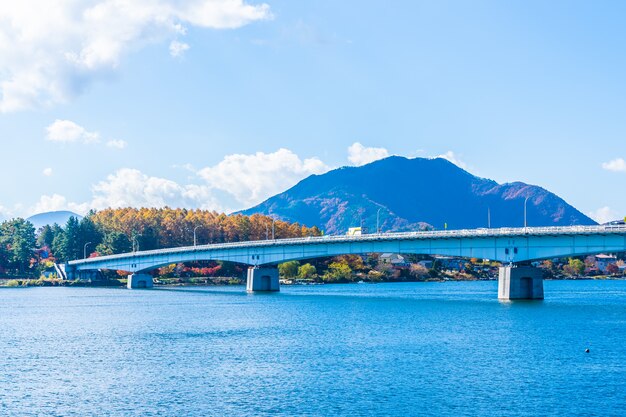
[0,208,321,277]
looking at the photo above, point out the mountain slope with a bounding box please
[240,156,595,234]
[27,210,82,230]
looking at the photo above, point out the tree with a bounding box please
[297,263,316,279]
[37,224,55,248]
[279,260,300,278]
[79,214,103,257]
[95,231,132,256]
[409,263,429,280]
[323,261,352,282]
[563,258,585,277]
[54,216,82,262]
[0,219,36,272]
[606,263,620,275]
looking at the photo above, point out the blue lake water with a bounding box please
[1,280,625,416]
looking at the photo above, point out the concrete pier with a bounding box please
[498,266,544,300]
[246,267,280,292]
[127,273,154,289]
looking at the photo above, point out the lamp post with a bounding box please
[272,216,275,240]
[377,208,381,234]
[524,196,529,228]
[488,207,491,229]
[132,233,141,252]
[193,225,201,246]
[83,242,91,259]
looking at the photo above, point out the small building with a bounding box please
[595,254,617,273]
[434,256,466,271]
[380,253,410,267]
[418,260,434,269]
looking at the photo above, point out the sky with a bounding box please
[0,0,625,223]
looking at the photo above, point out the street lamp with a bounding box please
[193,225,201,246]
[524,196,529,228]
[83,242,91,259]
[376,208,381,234]
[272,216,276,240]
[132,234,142,252]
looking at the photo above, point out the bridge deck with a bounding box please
[67,225,626,272]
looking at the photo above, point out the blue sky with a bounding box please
[1,0,625,223]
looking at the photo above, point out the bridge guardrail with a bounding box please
[68,225,626,266]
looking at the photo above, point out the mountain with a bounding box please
[240,156,596,234]
[27,211,82,230]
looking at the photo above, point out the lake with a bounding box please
[1,280,625,416]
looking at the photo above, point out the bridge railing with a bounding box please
[68,224,626,266]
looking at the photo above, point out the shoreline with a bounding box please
[1,275,625,288]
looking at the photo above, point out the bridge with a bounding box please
[62,225,626,300]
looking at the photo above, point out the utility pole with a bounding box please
[84,242,91,259]
[377,208,381,234]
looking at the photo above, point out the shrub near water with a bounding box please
[5,280,21,287]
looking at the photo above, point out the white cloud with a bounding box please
[197,148,329,206]
[31,194,88,216]
[0,205,10,220]
[27,148,331,216]
[106,139,127,149]
[601,158,626,173]
[89,168,213,210]
[0,1,272,112]
[42,168,53,176]
[46,119,100,144]
[436,151,468,170]
[169,40,190,57]
[588,206,619,224]
[347,142,389,166]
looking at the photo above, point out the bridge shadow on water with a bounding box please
[150,282,518,307]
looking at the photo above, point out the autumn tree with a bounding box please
[563,258,585,277]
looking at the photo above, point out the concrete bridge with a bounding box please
[63,225,626,300]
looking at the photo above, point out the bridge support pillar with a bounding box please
[127,273,153,289]
[498,266,544,300]
[247,267,279,292]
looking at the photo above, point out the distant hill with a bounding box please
[27,211,82,230]
[240,156,596,234]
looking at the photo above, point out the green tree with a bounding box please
[297,263,316,279]
[0,218,36,272]
[79,213,103,256]
[323,261,353,282]
[51,228,67,261]
[279,260,300,278]
[37,224,55,249]
[95,231,132,256]
[55,216,82,261]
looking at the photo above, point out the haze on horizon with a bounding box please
[0,0,624,223]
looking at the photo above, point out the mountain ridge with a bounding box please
[240,156,596,234]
